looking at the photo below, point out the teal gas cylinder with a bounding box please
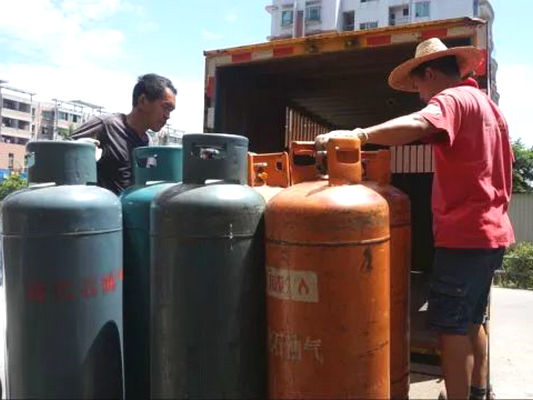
[150,134,266,399]
[120,145,182,399]
[2,141,123,398]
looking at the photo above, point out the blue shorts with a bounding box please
[427,247,504,335]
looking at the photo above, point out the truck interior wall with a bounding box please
[392,173,434,273]
[215,68,287,152]
[213,36,474,273]
[208,26,485,372]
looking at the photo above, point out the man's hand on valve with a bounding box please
[314,128,369,151]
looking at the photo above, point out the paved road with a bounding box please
[0,286,530,399]
[490,287,533,399]
[410,287,533,399]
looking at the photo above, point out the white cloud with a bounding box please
[167,78,205,133]
[0,0,209,135]
[225,13,238,23]
[0,0,129,66]
[60,0,125,21]
[0,62,135,114]
[138,21,159,33]
[0,63,204,134]
[202,29,223,41]
[497,63,533,146]
[0,0,204,133]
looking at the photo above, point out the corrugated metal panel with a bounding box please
[284,107,329,147]
[508,193,533,243]
[390,145,434,173]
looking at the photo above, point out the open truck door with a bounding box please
[204,16,495,380]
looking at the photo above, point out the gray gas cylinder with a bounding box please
[2,141,124,398]
[150,133,266,399]
[120,145,183,399]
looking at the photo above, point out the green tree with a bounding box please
[500,242,533,289]
[0,173,28,200]
[512,139,533,193]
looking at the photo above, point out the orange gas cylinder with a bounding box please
[266,138,391,399]
[362,150,411,400]
[289,141,322,185]
[248,152,291,202]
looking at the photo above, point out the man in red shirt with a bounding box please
[316,38,514,399]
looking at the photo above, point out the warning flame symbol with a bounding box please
[298,278,310,296]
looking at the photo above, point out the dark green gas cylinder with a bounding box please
[150,134,266,399]
[2,141,123,399]
[120,146,183,399]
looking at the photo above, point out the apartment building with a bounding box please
[0,85,34,145]
[1,81,104,143]
[150,125,185,146]
[34,100,103,140]
[267,0,492,40]
[0,142,26,175]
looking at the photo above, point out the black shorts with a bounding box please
[427,247,505,335]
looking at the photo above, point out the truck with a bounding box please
[203,16,495,377]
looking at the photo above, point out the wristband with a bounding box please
[354,128,369,144]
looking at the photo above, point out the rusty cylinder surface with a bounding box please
[266,179,391,399]
[248,152,290,203]
[362,150,412,399]
[365,181,411,399]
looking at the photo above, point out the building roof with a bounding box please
[69,100,104,110]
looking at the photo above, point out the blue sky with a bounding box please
[0,0,531,145]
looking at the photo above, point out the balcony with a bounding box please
[0,126,31,140]
[1,107,31,122]
[389,16,410,26]
[57,119,73,130]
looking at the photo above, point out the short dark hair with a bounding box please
[410,55,460,79]
[132,73,177,107]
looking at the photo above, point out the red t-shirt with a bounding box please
[417,79,515,248]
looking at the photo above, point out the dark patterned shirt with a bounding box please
[71,113,151,194]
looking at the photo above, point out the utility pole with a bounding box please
[52,98,59,141]
[0,79,7,142]
[30,92,35,141]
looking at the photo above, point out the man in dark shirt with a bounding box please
[71,73,177,194]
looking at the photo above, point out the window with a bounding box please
[415,1,430,17]
[71,114,79,123]
[343,11,355,31]
[59,111,69,121]
[360,21,378,30]
[2,117,14,128]
[361,0,378,3]
[403,7,409,16]
[3,99,16,111]
[19,103,31,113]
[281,9,294,26]
[42,110,54,120]
[8,153,14,170]
[19,120,30,131]
[305,1,321,22]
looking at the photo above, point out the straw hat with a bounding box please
[388,38,483,92]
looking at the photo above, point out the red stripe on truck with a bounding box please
[232,52,252,63]
[475,49,487,76]
[421,28,448,40]
[206,77,215,99]
[274,46,294,57]
[366,35,391,46]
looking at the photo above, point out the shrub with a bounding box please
[498,242,533,289]
[0,173,28,201]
